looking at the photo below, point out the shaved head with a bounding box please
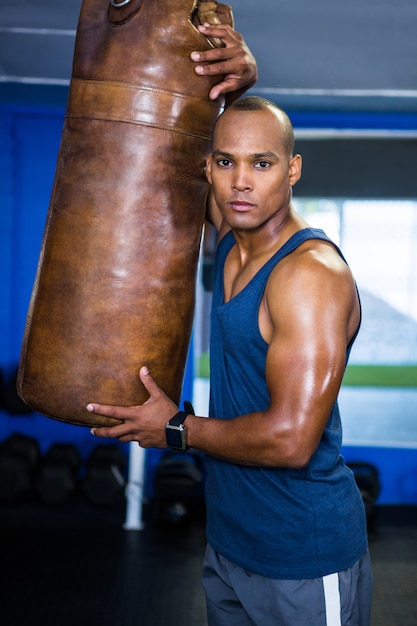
[214,96,295,158]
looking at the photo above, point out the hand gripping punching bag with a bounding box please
[18,0,232,427]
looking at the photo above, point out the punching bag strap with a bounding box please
[197,1,222,25]
[197,1,225,47]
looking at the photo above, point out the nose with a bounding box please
[232,164,252,192]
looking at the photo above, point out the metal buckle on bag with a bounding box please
[110,0,132,7]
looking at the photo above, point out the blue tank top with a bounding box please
[206,228,367,579]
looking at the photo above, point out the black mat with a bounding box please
[0,499,415,626]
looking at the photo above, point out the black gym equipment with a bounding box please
[0,433,40,501]
[81,444,127,506]
[347,461,381,532]
[153,450,205,525]
[35,443,82,504]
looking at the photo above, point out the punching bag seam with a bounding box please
[64,114,213,141]
[66,78,221,140]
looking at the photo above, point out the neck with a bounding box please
[232,207,309,266]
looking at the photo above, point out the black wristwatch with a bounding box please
[165,401,195,451]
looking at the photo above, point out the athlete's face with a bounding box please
[206,108,301,233]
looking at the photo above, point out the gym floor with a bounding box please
[0,497,415,626]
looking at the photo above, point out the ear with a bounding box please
[205,153,213,184]
[289,154,302,186]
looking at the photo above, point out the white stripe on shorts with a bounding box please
[323,572,341,626]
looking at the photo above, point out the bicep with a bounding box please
[264,267,351,462]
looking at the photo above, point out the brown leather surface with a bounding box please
[18,0,231,427]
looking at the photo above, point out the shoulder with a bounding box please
[272,236,354,289]
[264,235,359,332]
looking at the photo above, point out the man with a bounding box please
[87,97,373,625]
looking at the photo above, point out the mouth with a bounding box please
[228,200,254,212]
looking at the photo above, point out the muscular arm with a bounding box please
[185,245,359,467]
[88,243,360,469]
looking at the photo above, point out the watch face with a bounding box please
[166,425,185,450]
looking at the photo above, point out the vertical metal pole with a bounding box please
[124,442,146,530]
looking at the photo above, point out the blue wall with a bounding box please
[1,86,416,504]
[343,446,417,505]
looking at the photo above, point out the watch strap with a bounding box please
[183,400,195,416]
[166,401,195,450]
[168,410,188,427]
[168,400,195,426]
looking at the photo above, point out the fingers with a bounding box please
[208,80,236,102]
[89,421,128,439]
[87,403,132,439]
[87,367,179,449]
[195,22,242,48]
[86,367,157,420]
[192,45,256,80]
[138,365,160,399]
[87,402,126,420]
[90,424,127,439]
[192,24,243,65]
[191,24,257,99]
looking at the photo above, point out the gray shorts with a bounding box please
[202,545,373,626]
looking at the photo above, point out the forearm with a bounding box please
[184,410,310,468]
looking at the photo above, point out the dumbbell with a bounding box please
[81,444,127,506]
[154,450,204,525]
[0,433,40,501]
[35,443,82,504]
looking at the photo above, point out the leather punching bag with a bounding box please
[17,0,232,427]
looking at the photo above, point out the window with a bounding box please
[294,198,417,447]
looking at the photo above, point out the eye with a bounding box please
[255,160,271,169]
[216,158,233,168]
